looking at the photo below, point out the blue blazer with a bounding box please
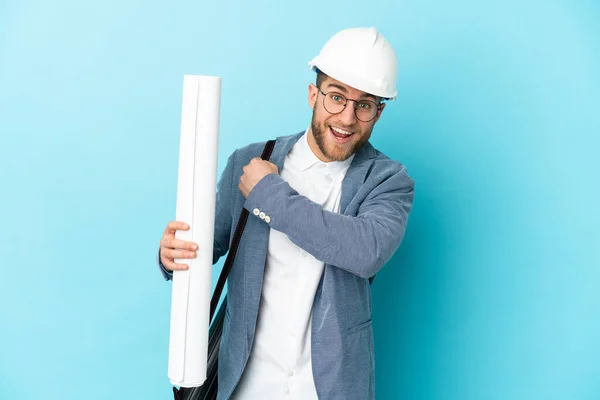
[161,131,415,399]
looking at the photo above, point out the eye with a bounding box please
[358,102,373,110]
[330,94,344,103]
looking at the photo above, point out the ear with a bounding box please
[308,83,318,110]
[372,102,386,124]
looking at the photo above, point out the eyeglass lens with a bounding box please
[323,92,378,122]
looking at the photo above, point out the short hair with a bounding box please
[314,67,385,103]
[315,68,328,88]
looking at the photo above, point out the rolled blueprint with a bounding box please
[168,75,221,387]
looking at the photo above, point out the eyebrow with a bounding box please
[326,83,379,102]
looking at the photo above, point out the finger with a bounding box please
[165,221,190,235]
[162,248,197,260]
[162,237,198,251]
[162,260,189,271]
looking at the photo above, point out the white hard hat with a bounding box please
[308,27,398,100]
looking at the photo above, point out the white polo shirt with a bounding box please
[230,130,355,399]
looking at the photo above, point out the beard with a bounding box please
[310,110,371,162]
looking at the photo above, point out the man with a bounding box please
[158,27,415,400]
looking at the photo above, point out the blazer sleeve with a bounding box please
[158,150,237,281]
[243,166,414,279]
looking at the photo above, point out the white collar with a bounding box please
[296,129,355,173]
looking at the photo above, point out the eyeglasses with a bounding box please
[317,88,383,122]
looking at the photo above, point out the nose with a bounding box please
[338,101,358,125]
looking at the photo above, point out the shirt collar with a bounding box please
[296,129,355,173]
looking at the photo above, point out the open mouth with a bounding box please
[329,126,353,143]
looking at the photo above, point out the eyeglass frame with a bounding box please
[316,87,385,122]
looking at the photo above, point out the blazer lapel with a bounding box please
[340,141,376,214]
[270,131,305,172]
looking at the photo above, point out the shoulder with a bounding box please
[230,132,301,165]
[366,145,415,189]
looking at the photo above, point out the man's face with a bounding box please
[308,75,385,162]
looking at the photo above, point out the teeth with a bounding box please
[331,126,352,136]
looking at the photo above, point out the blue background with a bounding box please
[1,1,599,399]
